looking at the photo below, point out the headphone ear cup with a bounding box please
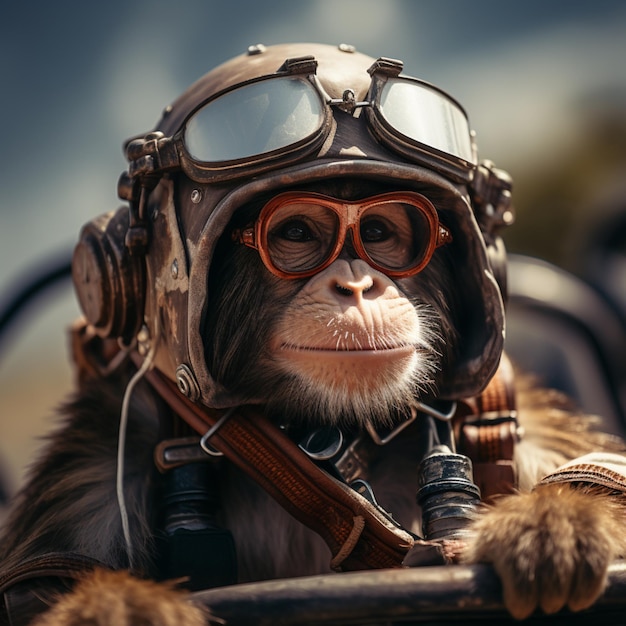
[72,206,146,344]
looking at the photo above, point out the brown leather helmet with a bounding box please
[72,42,514,407]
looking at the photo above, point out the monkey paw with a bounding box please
[32,568,210,626]
[463,483,626,620]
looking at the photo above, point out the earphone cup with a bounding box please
[72,206,145,343]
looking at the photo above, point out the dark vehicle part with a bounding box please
[506,254,626,434]
[193,561,626,625]
[0,252,72,354]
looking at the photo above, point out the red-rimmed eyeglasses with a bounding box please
[233,191,452,279]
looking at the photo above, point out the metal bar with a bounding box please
[194,561,626,625]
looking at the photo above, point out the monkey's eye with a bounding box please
[360,218,392,243]
[275,219,317,242]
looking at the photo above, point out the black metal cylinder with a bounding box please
[416,448,481,541]
[156,462,237,589]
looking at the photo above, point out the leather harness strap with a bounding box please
[144,367,415,572]
[144,353,520,570]
[456,354,519,501]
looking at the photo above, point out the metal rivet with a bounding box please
[176,364,201,402]
[137,325,150,343]
[137,324,151,356]
[171,259,179,279]
[191,189,202,204]
[247,43,266,55]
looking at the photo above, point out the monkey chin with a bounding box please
[271,344,433,428]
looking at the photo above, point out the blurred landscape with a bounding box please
[1,0,625,494]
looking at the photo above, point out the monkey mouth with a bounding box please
[276,343,420,392]
[279,343,416,358]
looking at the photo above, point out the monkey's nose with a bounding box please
[334,275,374,298]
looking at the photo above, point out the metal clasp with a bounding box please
[366,401,457,446]
[415,400,457,421]
[365,407,418,446]
[327,88,371,114]
[200,407,238,457]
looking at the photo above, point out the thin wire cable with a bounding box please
[116,321,159,570]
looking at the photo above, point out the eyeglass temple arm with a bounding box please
[436,225,453,248]
[231,227,258,249]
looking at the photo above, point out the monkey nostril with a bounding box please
[334,281,374,297]
[335,283,354,297]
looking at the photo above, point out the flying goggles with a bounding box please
[124,56,477,187]
[233,191,452,279]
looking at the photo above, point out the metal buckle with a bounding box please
[200,407,238,457]
[415,400,457,421]
[365,407,419,446]
[365,401,457,446]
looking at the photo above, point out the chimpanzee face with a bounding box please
[203,179,460,427]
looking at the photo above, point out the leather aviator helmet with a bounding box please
[72,42,514,408]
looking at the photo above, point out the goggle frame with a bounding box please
[233,190,453,279]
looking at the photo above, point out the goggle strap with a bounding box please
[367,57,403,77]
[277,55,318,76]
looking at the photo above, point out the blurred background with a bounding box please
[1,0,625,495]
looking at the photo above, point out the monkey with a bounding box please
[2,43,626,625]
[3,177,626,624]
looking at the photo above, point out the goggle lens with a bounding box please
[378,78,475,164]
[184,77,326,163]
[359,202,432,271]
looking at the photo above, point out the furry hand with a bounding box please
[463,483,626,620]
[31,569,210,626]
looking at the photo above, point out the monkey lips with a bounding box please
[277,341,418,391]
